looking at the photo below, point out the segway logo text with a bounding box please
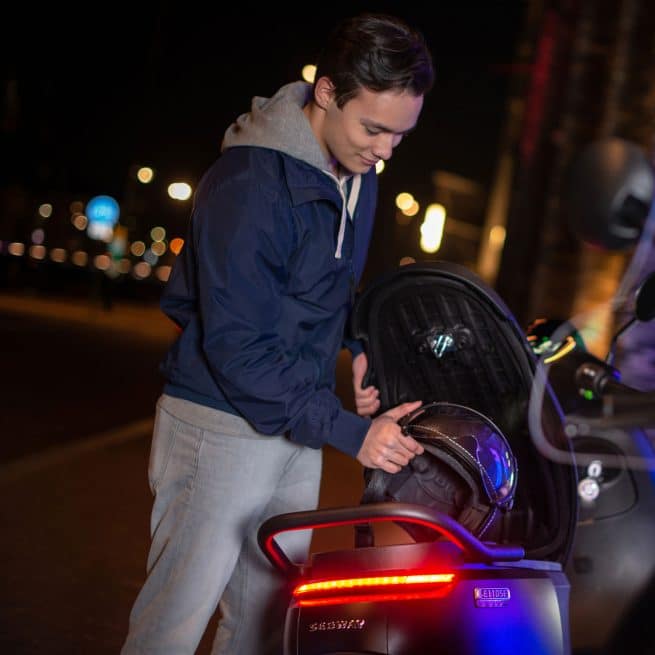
[308,619,366,632]
[474,587,511,607]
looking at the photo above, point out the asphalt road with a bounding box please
[0,296,367,654]
[1,311,166,461]
[3,291,654,654]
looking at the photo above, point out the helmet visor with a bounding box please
[404,403,518,507]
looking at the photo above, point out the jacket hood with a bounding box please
[221,81,331,172]
[221,80,365,260]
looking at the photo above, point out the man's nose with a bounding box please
[372,134,396,161]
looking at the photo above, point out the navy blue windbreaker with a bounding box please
[159,146,377,457]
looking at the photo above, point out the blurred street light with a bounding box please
[167,182,192,201]
[420,203,446,254]
[136,167,155,184]
[86,194,120,241]
[396,192,414,211]
[302,65,317,83]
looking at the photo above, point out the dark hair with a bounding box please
[313,13,434,108]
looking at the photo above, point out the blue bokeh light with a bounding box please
[86,195,120,225]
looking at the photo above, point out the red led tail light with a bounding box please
[293,572,456,606]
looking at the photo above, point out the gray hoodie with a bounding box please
[222,81,329,170]
[221,81,362,259]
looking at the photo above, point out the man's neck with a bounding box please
[302,102,338,174]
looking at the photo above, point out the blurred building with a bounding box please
[486,0,655,340]
[430,170,486,269]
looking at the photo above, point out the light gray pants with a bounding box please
[121,394,322,655]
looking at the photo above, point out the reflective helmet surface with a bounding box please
[395,402,518,539]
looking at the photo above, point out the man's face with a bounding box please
[321,86,424,175]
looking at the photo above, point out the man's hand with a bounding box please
[352,352,380,417]
[356,401,424,473]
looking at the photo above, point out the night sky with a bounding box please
[3,2,527,271]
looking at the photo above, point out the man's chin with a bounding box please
[342,161,372,175]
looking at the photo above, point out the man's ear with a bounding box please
[313,76,335,110]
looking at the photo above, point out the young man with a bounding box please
[122,13,434,655]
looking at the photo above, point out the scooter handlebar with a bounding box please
[572,360,655,427]
[258,501,525,577]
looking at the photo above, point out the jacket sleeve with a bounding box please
[342,337,364,358]
[194,163,370,457]
[160,219,198,330]
[342,312,364,358]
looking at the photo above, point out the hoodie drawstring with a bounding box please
[334,173,361,259]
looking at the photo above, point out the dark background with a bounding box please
[2,2,527,282]
[3,4,655,653]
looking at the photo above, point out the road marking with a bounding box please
[0,417,154,485]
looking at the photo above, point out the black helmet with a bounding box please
[363,402,518,542]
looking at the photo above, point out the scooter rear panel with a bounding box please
[289,543,569,655]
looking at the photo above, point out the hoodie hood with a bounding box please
[222,80,363,260]
[221,81,331,172]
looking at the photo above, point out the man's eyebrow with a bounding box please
[362,119,417,135]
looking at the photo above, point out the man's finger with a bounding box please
[352,353,368,387]
[356,386,378,399]
[358,399,379,411]
[386,450,411,468]
[400,433,424,454]
[380,460,402,474]
[384,400,422,421]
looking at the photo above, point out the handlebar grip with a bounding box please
[575,361,638,396]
